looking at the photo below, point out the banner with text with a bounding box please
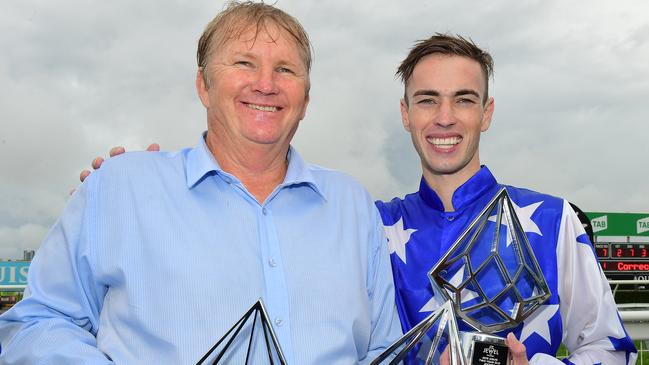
[0,261,30,286]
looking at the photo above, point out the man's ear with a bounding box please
[400,98,412,132]
[481,97,495,132]
[196,68,210,108]
[298,94,309,121]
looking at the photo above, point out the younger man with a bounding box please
[377,34,636,364]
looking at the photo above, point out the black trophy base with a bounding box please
[461,332,510,365]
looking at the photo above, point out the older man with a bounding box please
[377,34,636,364]
[0,2,401,364]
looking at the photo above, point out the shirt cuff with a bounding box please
[530,353,564,365]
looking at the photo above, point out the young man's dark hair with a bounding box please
[396,33,493,104]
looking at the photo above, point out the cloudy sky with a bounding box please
[1,0,648,259]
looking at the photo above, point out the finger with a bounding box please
[80,170,91,183]
[506,332,528,365]
[440,345,450,365]
[109,146,126,157]
[91,157,104,170]
[146,143,160,152]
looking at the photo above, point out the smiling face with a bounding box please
[196,22,309,153]
[401,54,494,186]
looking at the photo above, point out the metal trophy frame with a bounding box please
[196,299,287,365]
[370,300,466,365]
[428,187,551,364]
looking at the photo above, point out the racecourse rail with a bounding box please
[2,279,649,340]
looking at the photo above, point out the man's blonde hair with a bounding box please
[197,1,312,88]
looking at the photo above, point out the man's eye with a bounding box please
[277,67,294,74]
[457,98,476,104]
[417,99,436,105]
[234,61,252,67]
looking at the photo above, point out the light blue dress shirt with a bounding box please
[0,135,401,364]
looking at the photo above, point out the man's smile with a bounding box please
[243,102,281,112]
[426,136,462,150]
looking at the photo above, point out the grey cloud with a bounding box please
[0,0,647,259]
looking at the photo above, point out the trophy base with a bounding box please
[461,332,510,365]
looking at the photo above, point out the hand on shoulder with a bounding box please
[70,143,160,195]
[78,144,160,183]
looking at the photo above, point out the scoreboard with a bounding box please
[587,212,649,281]
[596,243,649,278]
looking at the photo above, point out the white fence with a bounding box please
[0,285,26,291]
[611,280,649,343]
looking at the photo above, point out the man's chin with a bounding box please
[423,161,475,179]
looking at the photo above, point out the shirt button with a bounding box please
[268,258,277,267]
[274,317,283,326]
[262,207,268,215]
[447,216,455,221]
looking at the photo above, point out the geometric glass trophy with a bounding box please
[196,299,286,365]
[428,187,551,364]
[370,300,466,365]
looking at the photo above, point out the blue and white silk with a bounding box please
[376,166,637,365]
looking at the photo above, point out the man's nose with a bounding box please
[435,100,456,127]
[252,67,279,95]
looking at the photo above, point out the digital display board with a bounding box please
[595,243,649,279]
[599,261,649,272]
[596,243,649,259]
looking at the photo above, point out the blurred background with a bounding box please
[1,0,648,258]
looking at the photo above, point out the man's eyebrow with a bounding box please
[455,89,481,98]
[231,51,255,59]
[412,90,440,98]
[231,51,302,69]
[411,89,481,98]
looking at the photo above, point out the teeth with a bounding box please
[246,103,279,112]
[427,136,461,147]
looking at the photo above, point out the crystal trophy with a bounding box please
[370,300,466,365]
[196,299,286,365]
[428,187,551,365]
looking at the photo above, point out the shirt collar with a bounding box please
[186,132,325,200]
[281,147,325,200]
[185,133,221,189]
[418,165,498,212]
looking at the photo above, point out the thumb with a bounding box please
[506,333,528,365]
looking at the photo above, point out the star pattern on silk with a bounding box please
[488,200,544,246]
[419,296,438,313]
[384,217,417,264]
[519,304,559,345]
[419,264,478,313]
